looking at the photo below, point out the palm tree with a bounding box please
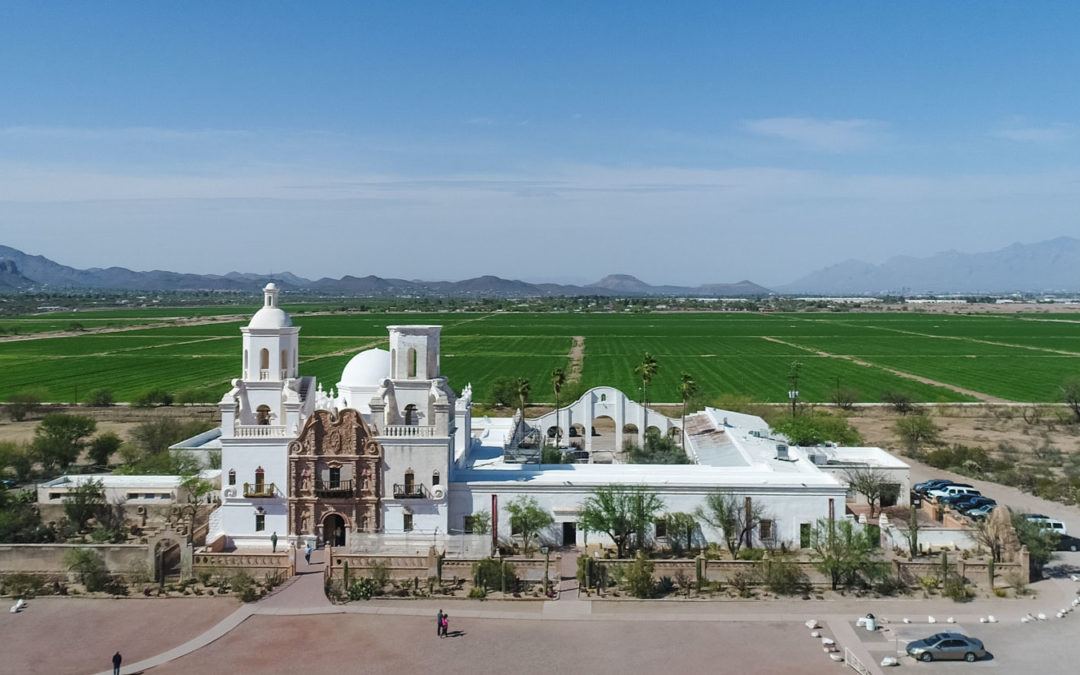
[678,371,698,450]
[515,377,531,415]
[634,352,659,432]
[550,367,566,447]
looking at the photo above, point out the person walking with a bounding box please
[304,543,312,565]
[112,651,122,675]
[437,609,444,637]
[441,613,449,638]
[270,531,278,553]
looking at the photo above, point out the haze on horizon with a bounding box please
[1,2,1079,288]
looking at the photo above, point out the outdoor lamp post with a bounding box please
[541,545,550,594]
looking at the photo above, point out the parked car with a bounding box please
[906,632,986,662]
[949,495,995,511]
[1058,534,1080,552]
[1024,514,1067,536]
[964,504,997,520]
[927,485,978,500]
[955,500,997,516]
[914,479,954,496]
[0,478,17,489]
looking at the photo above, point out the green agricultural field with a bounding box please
[0,309,1078,404]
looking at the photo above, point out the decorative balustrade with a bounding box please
[315,479,354,497]
[381,425,437,438]
[243,482,276,498]
[392,483,430,499]
[234,425,289,438]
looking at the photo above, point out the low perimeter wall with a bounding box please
[325,551,560,585]
[192,551,293,582]
[0,544,147,580]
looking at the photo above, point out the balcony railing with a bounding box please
[381,425,437,438]
[243,482,276,498]
[234,424,289,438]
[257,369,289,381]
[315,479,354,497]
[393,483,430,499]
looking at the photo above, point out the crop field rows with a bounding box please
[0,310,1077,404]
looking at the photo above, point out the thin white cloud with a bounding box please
[742,117,885,152]
[991,123,1074,144]
[0,126,254,142]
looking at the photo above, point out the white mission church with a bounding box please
[186,284,909,553]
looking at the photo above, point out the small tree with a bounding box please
[87,433,122,468]
[65,547,109,592]
[830,383,859,410]
[695,493,764,559]
[895,413,940,451]
[87,389,114,407]
[809,518,881,590]
[971,507,1010,563]
[469,509,491,535]
[490,376,518,408]
[578,484,665,558]
[1062,377,1080,423]
[843,467,890,518]
[665,512,698,554]
[32,413,97,472]
[0,441,35,483]
[505,496,553,556]
[63,479,106,531]
[5,390,43,422]
[624,552,656,598]
[881,390,914,414]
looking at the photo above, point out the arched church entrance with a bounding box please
[154,539,181,583]
[323,513,347,547]
[590,415,617,457]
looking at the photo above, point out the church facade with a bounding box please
[206,285,906,552]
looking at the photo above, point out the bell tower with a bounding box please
[241,283,300,382]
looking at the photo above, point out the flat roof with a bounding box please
[39,470,221,489]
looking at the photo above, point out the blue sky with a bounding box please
[1,1,1079,286]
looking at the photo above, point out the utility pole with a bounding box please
[788,361,801,416]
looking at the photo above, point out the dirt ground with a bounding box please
[845,404,1080,456]
[0,405,220,445]
[0,596,236,675]
[151,613,837,675]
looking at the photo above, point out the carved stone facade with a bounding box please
[287,408,383,544]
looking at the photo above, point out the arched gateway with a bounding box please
[288,408,384,546]
[529,386,678,455]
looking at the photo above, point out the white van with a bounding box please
[1025,514,1067,536]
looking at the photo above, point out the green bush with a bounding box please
[231,571,257,602]
[348,577,379,601]
[737,548,765,561]
[369,561,390,590]
[624,552,656,599]
[1,572,46,597]
[472,557,516,591]
[941,574,971,602]
[87,389,114,407]
[467,585,487,599]
[64,547,109,592]
[655,575,676,596]
[729,569,757,597]
[761,557,808,595]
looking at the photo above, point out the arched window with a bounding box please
[228,469,236,486]
[256,405,271,425]
[281,349,288,374]
[432,470,440,486]
[600,393,607,402]
[404,404,417,425]
[391,349,397,375]
[254,467,265,492]
[407,347,417,378]
[243,350,249,375]
[259,348,269,370]
[404,470,415,492]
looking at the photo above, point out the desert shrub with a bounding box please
[5,390,44,421]
[941,574,972,602]
[369,561,390,590]
[729,569,757,597]
[761,557,808,595]
[737,548,765,561]
[873,576,908,596]
[467,585,487,599]
[576,555,603,589]
[623,552,656,598]
[133,389,173,408]
[768,410,863,446]
[348,577,379,601]
[231,571,257,602]
[1,573,46,597]
[87,389,114,407]
[472,557,516,591]
[64,547,109,592]
[655,575,676,596]
[918,575,939,594]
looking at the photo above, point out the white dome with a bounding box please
[248,306,292,329]
[340,348,390,388]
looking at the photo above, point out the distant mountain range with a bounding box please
[4,236,1078,297]
[777,237,1080,295]
[0,245,770,297]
